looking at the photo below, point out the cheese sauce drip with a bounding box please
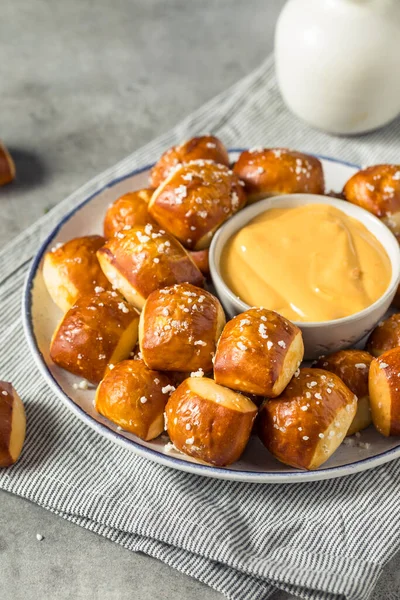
[221,204,392,322]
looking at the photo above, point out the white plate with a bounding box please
[23,151,400,483]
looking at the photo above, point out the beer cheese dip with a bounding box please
[220,204,392,322]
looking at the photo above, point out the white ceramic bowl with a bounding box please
[210,194,400,359]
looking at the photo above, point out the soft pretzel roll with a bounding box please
[343,165,400,237]
[313,350,373,436]
[139,283,225,373]
[0,382,26,467]
[0,141,16,186]
[233,148,325,203]
[42,235,111,313]
[189,249,210,277]
[50,291,140,384]
[103,189,155,238]
[95,360,173,440]
[148,160,246,250]
[165,377,257,466]
[213,308,304,397]
[366,314,400,357]
[369,348,400,436]
[259,368,357,470]
[97,224,204,310]
[149,135,230,188]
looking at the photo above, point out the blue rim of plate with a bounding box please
[22,150,400,483]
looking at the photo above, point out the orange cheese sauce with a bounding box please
[221,204,392,322]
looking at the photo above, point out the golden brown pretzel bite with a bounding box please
[189,249,210,277]
[233,148,325,203]
[213,308,304,397]
[139,283,225,373]
[97,224,204,310]
[259,368,357,470]
[95,360,173,440]
[165,377,257,466]
[369,348,400,436]
[367,314,400,357]
[343,165,400,238]
[0,141,15,186]
[103,189,155,238]
[148,160,246,250]
[313,350,373,436]
[0,382,26,467]
[43,235,111,313]
[50,291,140,384]
[149,135,230,188]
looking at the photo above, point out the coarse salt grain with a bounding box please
[185,423,191,430]
[237,341,247,351]
[300,406,308,411]
[258,324,268,339]
[162,385,176,395]
[118,302,129,313]
[315,393,322,400]
[318,433,324,439]
[185,437,195,445]
[194,340,207,346]
[153,257,160,264]
[277,340,286,349]
[302,436,309,441]
[140,396,147,404]
[36,534,44,542]
[267,341,273,350]
[379,362,389,369]
[1,390,8,396]
[94,286,104,293]
[355,363,367,369]
[190,369,204,378]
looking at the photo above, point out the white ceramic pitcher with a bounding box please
[275,0,400,135]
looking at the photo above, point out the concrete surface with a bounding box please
[1,1,398,599]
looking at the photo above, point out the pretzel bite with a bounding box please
[149,135,230,188]
[97,224,204,310]
[189,249,210,277]
[95,360,173,440]
[50,291,140,384]
[139,283,225,373]
[43,235,111,313]
[259,368,357,470]
[0,141,15,186]
[343,165,400,238]
[369,348,400,436]
[313,350,373,436]
[165,377,257,466]
[366,314,400,357]
[103,189,155,238]
[0,382,26,467]
[213,308,303,397]
[233,148,325,203]
[148,160,246,250]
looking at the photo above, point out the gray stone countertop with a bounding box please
[1,1,398,598]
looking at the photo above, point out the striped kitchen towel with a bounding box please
[1,55,400,600]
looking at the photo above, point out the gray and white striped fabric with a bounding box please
[1,55,400,600]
